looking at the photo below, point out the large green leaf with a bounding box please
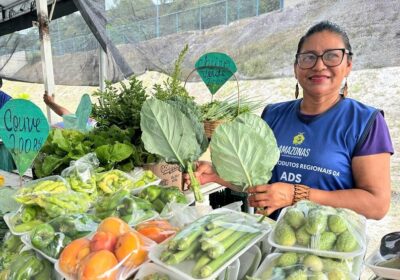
[235,113,278,147]
[210,118,280,190]
[140,99,201,167]
[165,96,208,154]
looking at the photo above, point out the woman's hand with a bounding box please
[183,161,219,189]
[247,182,295,215]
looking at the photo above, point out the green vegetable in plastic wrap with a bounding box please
[335,231,358,252]
[274,223,296,246]
[328,214,347,234]
[305,209,328,235]
[284,208,306,229]
[302,255,323,272]
[31,223,55,249]
[309,272,329,280]
[317,232,336,251]
[327,268,350,280]
[295,225,311,246]
[277,252,298,267]
[286,269,308,280]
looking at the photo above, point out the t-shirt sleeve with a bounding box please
[354,112,394,156]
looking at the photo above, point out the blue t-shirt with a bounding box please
[262,97,392,191]
[0,90,11,109]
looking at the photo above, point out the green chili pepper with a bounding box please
[21,206,37,223]
[30,223,55,250]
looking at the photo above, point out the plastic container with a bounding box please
[237,244,262,279]
[149,208,271,280]
[366,249,400,279]
[129,168,162,194]
[14,175,69,203]
[55,224,156,280]
[20,213,98,263]
[253,252,360,280]
[134,262,179,279]
[268,200,367,259]
[3,207,47,236]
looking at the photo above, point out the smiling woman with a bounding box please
[188,21,394,221]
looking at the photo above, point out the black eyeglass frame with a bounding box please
[295,48,353,69]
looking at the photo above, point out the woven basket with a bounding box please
[184,65,240,139]
[203,119,226,138]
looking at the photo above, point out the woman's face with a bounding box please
[294,30,352,98]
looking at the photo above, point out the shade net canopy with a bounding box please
[0,0,399,86]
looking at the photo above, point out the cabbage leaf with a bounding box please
[140,98,206,201]
[210,113,279,190]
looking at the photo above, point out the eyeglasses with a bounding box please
[296,48,352,69]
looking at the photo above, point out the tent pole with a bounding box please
[36,0,55,124]
[99,46,107,91]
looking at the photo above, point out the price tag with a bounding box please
[0,99,49,176]
[195,52,237,95]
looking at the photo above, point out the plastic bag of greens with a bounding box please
[269,200,367,259]
[128,168,161,194]
[150,208,271,279]
[252,252,359,280]
[94,189,158,226]
[14,176,70,205]
[21,213,99,262]
[3,205,48,235]
[61,153,99,196]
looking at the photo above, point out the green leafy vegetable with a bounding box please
[210,113,279,190]
[140,98,206,202]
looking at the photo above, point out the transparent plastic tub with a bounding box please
[55,229,156,280]
[149,208,271,280]
[366,249,400,279]
[252,252,364,280]
[237,244,262,279]
[268,201,367,259]
[134,259,240,280]
[14,175,70,204]
[128,168,162,195]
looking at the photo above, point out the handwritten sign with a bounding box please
[0,99,49,176]
[195,52,237,95]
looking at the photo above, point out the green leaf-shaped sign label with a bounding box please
[195,52,237,95]
[75,94,92,131]
[0,99,50,176]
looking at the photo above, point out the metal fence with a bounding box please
[108,0,281,45]
[1,0,281,58]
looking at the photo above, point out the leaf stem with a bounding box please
[187,162,204,202]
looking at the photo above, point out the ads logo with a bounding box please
[293,132,305,145]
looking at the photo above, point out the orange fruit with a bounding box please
[114,231,147,267]
[97,217,130,237]
[78,250,118,280]
[59,238,91,275]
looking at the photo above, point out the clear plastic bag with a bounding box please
[149,208,271,280]
[94,189,158,226]
[128,168,161,194]
[135,219,179,244]
[138,185,193,218]
[56,217,156,280]
[61,153,99,195]
[96,169,138,194]
[252,252,359,280]
[268,200,367,259]
[21,213,99,262]
[3,205,49,235]
[14,175,70,205]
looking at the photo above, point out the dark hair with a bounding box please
[0,78,2,88]
[295,21,353,62]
